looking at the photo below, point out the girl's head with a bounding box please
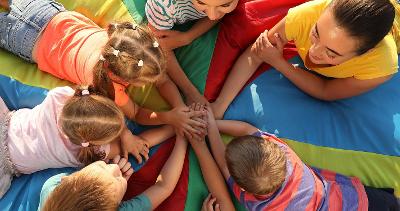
[42,161,127,211]
[192,0,239,20]
[93,22,166,99]
[60,86,125,165]
[308,0,395,65]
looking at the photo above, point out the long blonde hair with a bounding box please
[92,22,166,100]
[60,86,125,165]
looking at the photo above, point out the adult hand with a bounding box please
[112,155,134,181]
[120,129,149,163]
[251,30,284,66]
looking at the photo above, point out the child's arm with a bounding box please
[121,98,206,139]
[205,108,230,180]
[142,135,188,209]
[107,125,174,162]
[216,120,259,137]
[211,46,263,119]
[153,18,218,50]
[188,132,235,211]
[156,75,186,108]
[166,51,208,105]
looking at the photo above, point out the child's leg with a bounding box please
[0,0,65,62]
[364,186,400,211]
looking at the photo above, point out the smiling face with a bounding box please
[192,0,239,20]
[308,8,359,66]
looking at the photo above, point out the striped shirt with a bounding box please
[145,0,207,30]
[227,131,368,211]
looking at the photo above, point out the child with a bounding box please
[145,0,239,104]
[211,0,400,119]
[0,0,205,140]
[0,85,175,198]
[190,108,399,211]
[39,135,188,211]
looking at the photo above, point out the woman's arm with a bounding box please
[152,18,218,50]
[142,135,188,209]
[254,18,392,100]
[211,46,263,119]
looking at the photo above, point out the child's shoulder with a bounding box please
[46,86,75,104]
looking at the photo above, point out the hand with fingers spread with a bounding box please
[166,106,207,140]
[112,155,134,181]
[251,30,285,67]
[202,194,221,211]
[120,128,150,164]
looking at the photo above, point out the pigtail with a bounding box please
[92,61,116,100]
[78,146,106,166]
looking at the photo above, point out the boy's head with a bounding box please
[42,161,127,211]
[225,135,287,195]
[192,0,239,20]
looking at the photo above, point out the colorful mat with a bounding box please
[0,0,399,210]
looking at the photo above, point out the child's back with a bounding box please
[226,131,368,210]
[6,87,82,174]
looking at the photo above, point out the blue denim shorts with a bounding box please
[0,0,65,62]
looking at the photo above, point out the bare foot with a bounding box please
[0,0,9,10]
[210,100,225,120]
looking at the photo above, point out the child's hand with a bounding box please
[189,103,208,141]
[251,30,284,66]
[209,101,225,120]
[201,194,220,211]
[121,129,150,164]
[185,90,209,106]
[152,29,192,50]
[167,106,206,140]
[112,155,134,181]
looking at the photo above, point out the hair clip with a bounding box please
[113,49,120,57]
[153,41,159,48]
[81,142,90,147]
[82,89,90,95]
[138,60,144,67]
[132,23,138,30]
[99,55,106,61]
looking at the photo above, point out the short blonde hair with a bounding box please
[225,135,287,195]
[42,167,118,211]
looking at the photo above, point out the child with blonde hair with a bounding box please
[0,85,175,199]
[189,107,399,211]
[39,135,188,211]
[0,0,205,141]
[145,0,239,104]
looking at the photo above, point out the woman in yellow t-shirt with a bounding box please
[211,0,399,119]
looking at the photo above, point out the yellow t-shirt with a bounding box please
[285,0,399,80]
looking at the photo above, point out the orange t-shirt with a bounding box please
[35,11,129,106]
